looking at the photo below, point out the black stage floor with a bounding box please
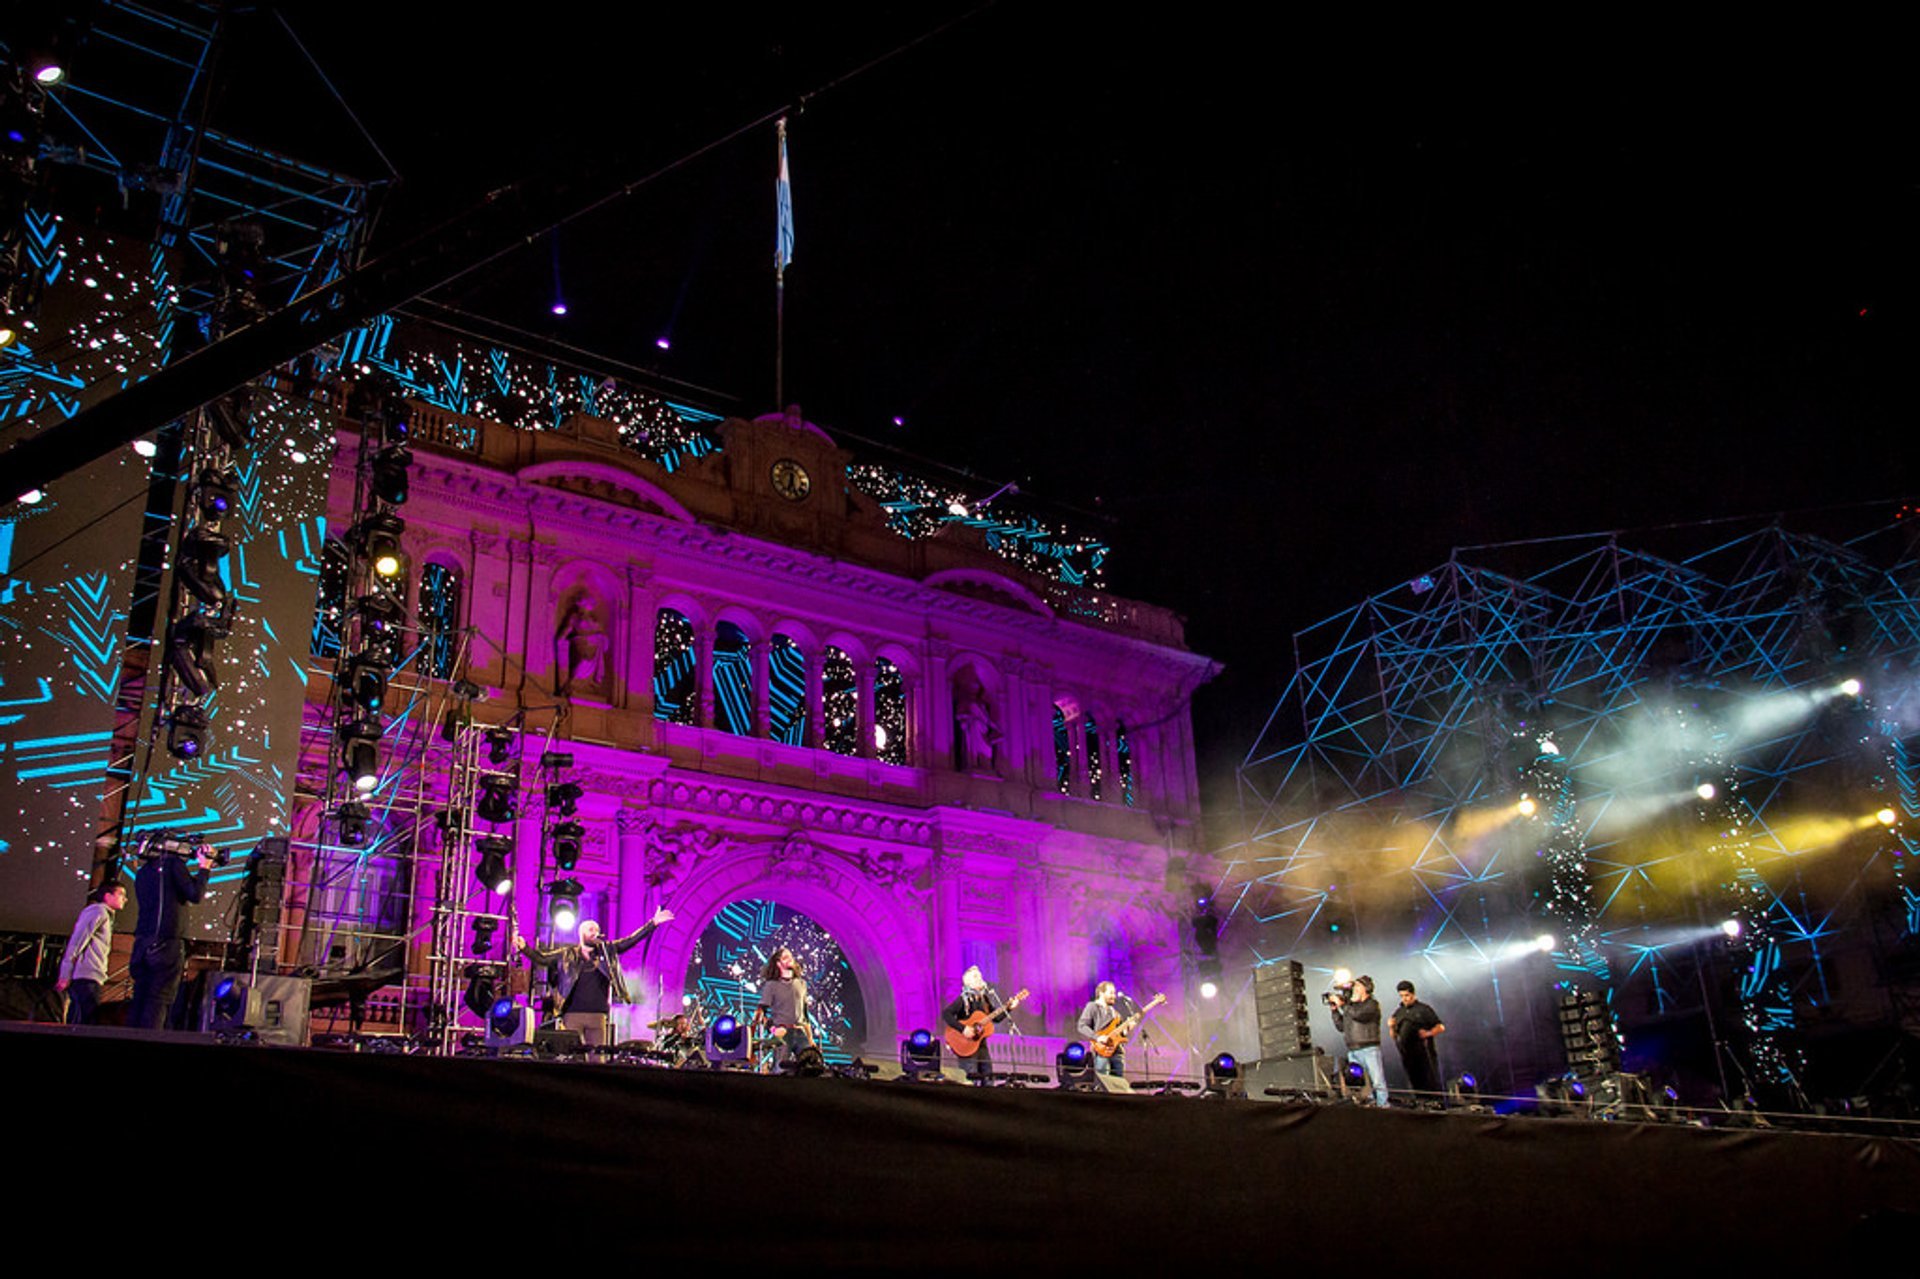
[6,1023,1915,1274]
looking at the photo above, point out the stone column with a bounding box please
[694,626,715,729]
[804,649,825,749]
[924,642,954,770]
[752,638,772,738]
[857,660,878,759]
[625,569,654,718]
[930,846,964,983]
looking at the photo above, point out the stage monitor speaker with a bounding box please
[1244,1051,1329,1102]
[1094,1072,1134,1094]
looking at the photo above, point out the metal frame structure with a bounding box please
[1228,513,1920,1104]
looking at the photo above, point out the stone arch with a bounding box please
[923,568,1055,620]
[640,839,935,1050]
[518,459,697,523]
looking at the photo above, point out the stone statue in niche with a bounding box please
[952,668,1001,773]
[555,593,611,697]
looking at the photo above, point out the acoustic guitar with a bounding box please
[945,988,1030,1057]
[1088,992,1166,1058]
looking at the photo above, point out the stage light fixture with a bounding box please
[551,820,584,871]
[30,56,66,86]
[1054,1042,1098,1090]
[1696,782,1718,801]
[166,704,209,759]
[541,751,574,770]
[463,964,499,1018]
[176,528,231,607]
[547,781,582,814]
[1199,981,1219,1000]
[133,438,158,459]
[1516,796,1537,817]
[1840,678,1863,697]
[369,443,412,505]
[478,775,517,824]
[708,1015,751,1064]
[1877,808,1898,827]
[0,323,18,350]
[488,996,521,1037]
[656,336,671,350]
[206,388,255,449]
[547,879,583,932]
[336,801,372,846]
[1345,1060,1369,1088]
[195,468,239,520]
[349,512,405,578]
[484,727,515,766]
[1203,1052,1242,1098]
[1538,739,1560,755]
[167,611,228,698]
[471,915,499,955]
[474,836,514,894]
[899,1028,943,1081]
[1720,919,1743,939]
[337,718,382,792]
[1535,933,1557,953]
[346,654,389,713]
[213,976,245,1023]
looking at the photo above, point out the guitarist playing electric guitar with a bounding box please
[940,967,1029,1083]
[1076,982,1167,1079]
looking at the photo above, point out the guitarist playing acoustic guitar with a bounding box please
[940,966,1029,1083]
[1076,982,1167,1078]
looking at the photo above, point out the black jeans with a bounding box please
[65,979,102,1025]
[128,938,186,1030]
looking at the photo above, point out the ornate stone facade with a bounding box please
[316,403,1218,1067]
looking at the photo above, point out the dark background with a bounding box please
[187,6,1919,820]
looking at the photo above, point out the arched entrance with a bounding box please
[683,899,868,1063]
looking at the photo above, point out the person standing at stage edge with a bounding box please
[941,965,1007,1084]
[1077,981,1130,1078]
[128,840,216,1030]
[1389,980,1446,1101]
[1328,974,1389,1106]
[57,879,129,1024]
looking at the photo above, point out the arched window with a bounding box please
[713,621,755,736]
[418,563,461,679]
[1116,721,1136,807]
[1085,713,1104,801]
[875,656,906,765]
[823,646,858,756]
[769,633,808,745]
[653,607,697,724]
[1053,704,1072,794]
[310,539,349,659]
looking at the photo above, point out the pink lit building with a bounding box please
[302,384,1217,1072]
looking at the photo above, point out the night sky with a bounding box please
[206,7,1917,815]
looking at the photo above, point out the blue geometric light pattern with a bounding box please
[684,899,865,1065]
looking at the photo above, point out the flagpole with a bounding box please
[774,117,792,411]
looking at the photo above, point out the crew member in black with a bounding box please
[1389,979,1447,1100]
[941,965,1011,1084]
[128,840,215,1030]
[513,906,673,1047]
[756,946,811,1065]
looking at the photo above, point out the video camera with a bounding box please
[136,829,230,868]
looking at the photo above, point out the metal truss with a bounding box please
[1229,513,1920,1090]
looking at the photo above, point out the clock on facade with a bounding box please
[771,458,811,501]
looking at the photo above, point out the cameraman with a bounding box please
[128,838,216,1030]
[1328,974,1388,1106]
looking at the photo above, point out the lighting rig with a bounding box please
[1,57,53,350]
[326,383,412,817]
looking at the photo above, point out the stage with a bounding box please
[8,1024,1915,1273]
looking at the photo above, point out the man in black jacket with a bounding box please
[128,840,216,1030]
[514,906,673,1046]
[1328,975,1387,1105]
[1389,980,1447,1100]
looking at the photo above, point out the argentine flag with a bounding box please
[776,119,795,275]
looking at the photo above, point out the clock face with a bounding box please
[771,458,811,502]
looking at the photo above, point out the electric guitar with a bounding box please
[1088,992,1166,1058]
[944,988,1030,1057]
